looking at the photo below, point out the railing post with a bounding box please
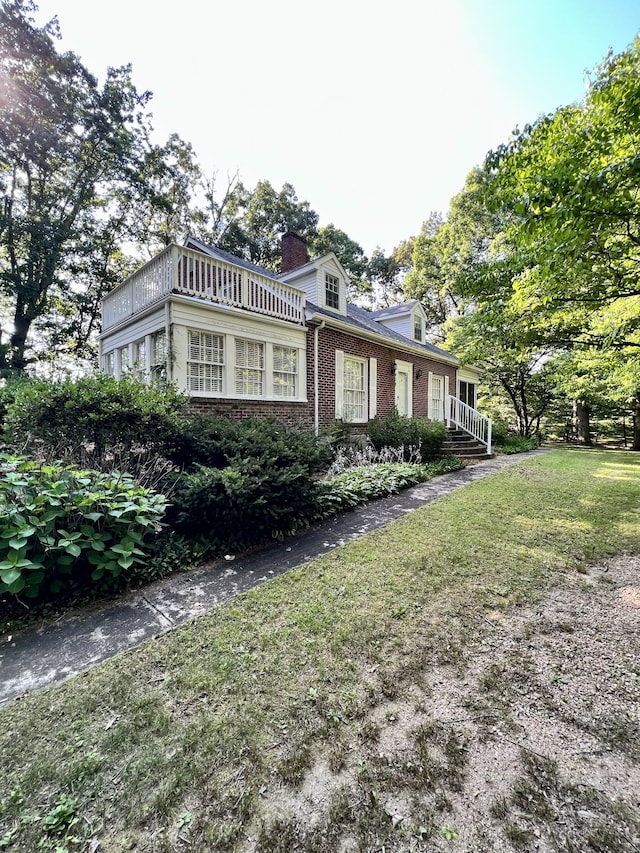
[487,420,492,456]
[171,245,179,293]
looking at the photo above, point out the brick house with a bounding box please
[99,233,491,451]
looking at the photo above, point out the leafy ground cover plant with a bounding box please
[318,457,463,516]
[0,454,166,602]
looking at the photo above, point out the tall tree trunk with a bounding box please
[633,392,640,451]
[574,399,592,446]
[9,313,32,372]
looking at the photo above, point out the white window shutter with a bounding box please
[368,357,377,419]
[428,371,434,420]
[335,350,344,419]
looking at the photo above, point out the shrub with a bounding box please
[0,372,32,435]
[0,454,166,601]
[494,435,539,454]
[3,374,188,459]
[167,456,321,549]
[367,408,447,461]
[167,414,329,473]
[491,419,539,454]
[165,416,329,548]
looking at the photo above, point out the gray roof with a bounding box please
[369,300,419,319]
[187,238,457,364]
[308,301,458,364]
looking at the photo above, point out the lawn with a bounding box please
[1,448,639,852]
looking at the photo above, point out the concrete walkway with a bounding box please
[0,452,545,706]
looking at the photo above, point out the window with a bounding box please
[119,346,130,373]
[413,317,423,341]
[273,345,297,397]
[132,339,146,376]
[343,356,366,421]
[325,273,340,310]
[151,330,167,384]
[188,330,224,393]
[103,351,115,376]
[235,339,264,395]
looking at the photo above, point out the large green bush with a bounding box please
[3,374,188,458]
[0,454,166,601]
[167,414,329,473]
[367,408,447,461]
[165,417,327,548]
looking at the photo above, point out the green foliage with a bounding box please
[0,454,166,601]
[3,374,188,457]
[317,457,463,516]
[168,414,329,473]
[367,408,447,461]
[166,417,328,547]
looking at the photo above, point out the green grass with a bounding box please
[0,448,639,851]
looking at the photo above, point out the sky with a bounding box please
[34,0,640,257]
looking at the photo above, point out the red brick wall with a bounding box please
[187,398,313,426]
[310,325,456,430]
[186,324,456,431]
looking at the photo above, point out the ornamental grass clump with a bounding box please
[0,454,167,602]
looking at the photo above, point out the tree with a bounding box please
[0,0,165,372]
[404,174,505,340]
[215,180,319,272]
[308,224,369,296]
[484,36,640,446]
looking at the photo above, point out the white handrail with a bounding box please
[447,395,492,455]
[102,244,305,331]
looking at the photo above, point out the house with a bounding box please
[99,233,491,453]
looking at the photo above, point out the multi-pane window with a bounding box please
[132,339,146,376]
[103,351,115,376]
[414,317,423,341]
[273,345,297,397]
[188,330,224,393]
[151,330,167,384]
[235,339,264,395]
[119,346,130,373]
[325,273,340,310]
[344,357,366,421]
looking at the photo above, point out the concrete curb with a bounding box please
[0,451,547,706]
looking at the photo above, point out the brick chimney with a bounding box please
[281,231,309,273]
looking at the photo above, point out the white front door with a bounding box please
[395,369,409,416]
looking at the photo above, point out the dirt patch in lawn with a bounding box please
[242,555,640,852]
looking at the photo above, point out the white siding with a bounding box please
[100,307,165,354]
[376,314,412,339]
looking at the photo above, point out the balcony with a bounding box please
[101,244,306,331]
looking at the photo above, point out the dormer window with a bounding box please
[325,273,340,310]
[414,316,423,341]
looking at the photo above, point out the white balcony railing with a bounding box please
[447,395,492,455]
[102,244,305,331]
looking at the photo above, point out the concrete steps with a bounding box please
[442,428,493,461]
